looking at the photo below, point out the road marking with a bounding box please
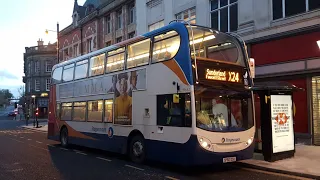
[20,137,24,139]
[36,141,43,144]
[14,135,17,137]
[96,157,112,162]
[7,168,23,172]
[60,148,69,151]
[47,144,55,147]
[165,176,180,180]
[241,167,313,180]
[125,164,144,171]
[76,152,87,155]
[29,144,49,152]
[27,139,32,141]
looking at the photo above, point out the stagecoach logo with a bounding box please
[221,138,240,143]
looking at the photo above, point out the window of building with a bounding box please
[210,0,238,32]
[61,102,72,120]
[116,37,122,43]
[27,80,31,92]
[89,54,105,76]
[176,7,196,24]
[106,48,125,72]
[106,15,111,34]
[73,44,79,57]
[106,41,111,47]
[128,31,135,39]
[148,20,164,32]
[87,38,93,53]
[28,62,31,74]
[62,64,75,82]
[157,93,191,127]
[46,61,52,72]
[74,60,88,80]
[272,0,320,20]
[104,99,113,123]
[152,31,180,63]
[63,48,69,60]
[128,3,135,24]
[46,78,51,91]
[127,39,150,68]
[35,79,40,91]
[88,100,103,122]
[73,102,86,121]
[52,67,63,84]
[117,9,122,29]
[34,61,40,73]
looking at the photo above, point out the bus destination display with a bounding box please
[205,68,241,83]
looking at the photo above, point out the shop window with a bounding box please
[157,93,191,127]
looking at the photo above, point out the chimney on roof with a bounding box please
[37,38,44,46]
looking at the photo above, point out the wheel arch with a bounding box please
[125,129,144,154]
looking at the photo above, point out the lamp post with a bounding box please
[45,22,59,63]
[31,95,36,127]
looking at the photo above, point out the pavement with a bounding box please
[239,145,320,179]
[21,122,48,132]
[0,116,308,180]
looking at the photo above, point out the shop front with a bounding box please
[250,30,320,145]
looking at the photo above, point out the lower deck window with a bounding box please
[61,103,72,120]
[88,100,103,122]
[104,99,113,123]
[73,102,86,121]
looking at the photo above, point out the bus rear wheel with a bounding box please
[60,127,69,148]
[129,135,146,164]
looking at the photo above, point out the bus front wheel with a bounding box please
[129,135,146,164]
[60,127,69,148]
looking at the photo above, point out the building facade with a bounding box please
[23,39,56,118]
[58,0,136,62]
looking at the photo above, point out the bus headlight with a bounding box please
[198,137,211,150]
[246,137,254,146]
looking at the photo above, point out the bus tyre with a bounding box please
[60,127,69,148]
[129,135,146,164]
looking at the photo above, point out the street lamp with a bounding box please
[45,22,60,63]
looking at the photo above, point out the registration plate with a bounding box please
[223,157,236,163]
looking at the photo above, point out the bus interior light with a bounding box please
[190,35,215,45]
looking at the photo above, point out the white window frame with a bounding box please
[117,10,122,29]
[273,0,316,19]
[46,78,51,91]
[73,44,79,57]
[129,3,135,24]
[87,38,92,53]
[176,7,196,24]
[35,79,40,91]
[210,0,238,32]
[34,61,40,73]
[46,61,52,72]
[148,20,164,32]
[106,15,111,34]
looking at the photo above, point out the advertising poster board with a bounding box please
[270,95,294,153]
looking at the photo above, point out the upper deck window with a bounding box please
[106,48,125,73]
[188,26,243,66]
[63,63,75,82]
[127,39,150,68]
[74,60,88,80]
[52,67,62,84]
[152,31,180,63]
[89,54,105,76]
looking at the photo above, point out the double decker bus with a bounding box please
[48,22,255,165]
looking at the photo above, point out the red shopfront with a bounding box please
[250,30,320,145]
